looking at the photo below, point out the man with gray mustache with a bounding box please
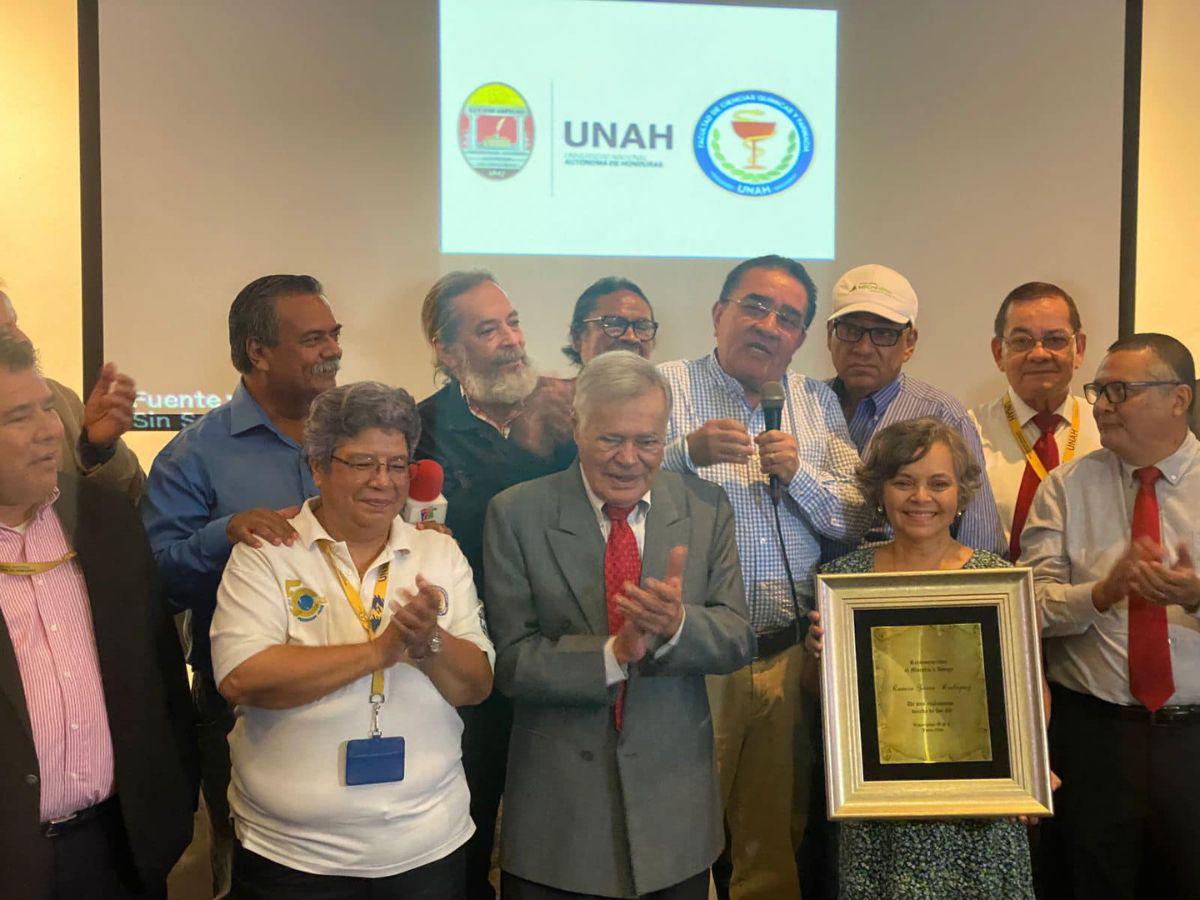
[140,274,342,898]
[416,270,577,900]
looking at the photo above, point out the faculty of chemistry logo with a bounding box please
[694,90,814,196]
[458,82,535,180]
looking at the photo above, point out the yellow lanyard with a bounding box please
[1002,394,1079,482]
[318,542,391,700]
[0,552,77,577]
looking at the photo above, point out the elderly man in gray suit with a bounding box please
[483,350,755,900]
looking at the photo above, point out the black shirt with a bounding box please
[416,381,576,598]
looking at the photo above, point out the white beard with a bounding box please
[452,352,539,405]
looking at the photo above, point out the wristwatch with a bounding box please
[428,628,443,655]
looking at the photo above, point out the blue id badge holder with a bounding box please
[345,691,405,786]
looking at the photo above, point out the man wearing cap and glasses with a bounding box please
[1021,333,1200,898]
[821,264,1004,561]
[969,282,1101,561]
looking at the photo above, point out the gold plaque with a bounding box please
[816,567,1054,819]
[870,622,992,765]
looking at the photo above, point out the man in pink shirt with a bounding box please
[0,334,196,898]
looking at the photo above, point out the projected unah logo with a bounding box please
[459,82,534,180]
[694,91,814,196]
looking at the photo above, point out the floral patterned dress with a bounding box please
[823,547,1034,900]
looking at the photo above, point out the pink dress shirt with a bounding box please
[0,489,115,821]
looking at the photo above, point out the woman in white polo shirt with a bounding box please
[211,381,494,899]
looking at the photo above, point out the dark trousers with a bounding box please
[193,670,236,898]
[501,869,709,900]
[230,844,466,899]
[49,798,165,900]
[459,690,512,900]
[1038,684,1200,900]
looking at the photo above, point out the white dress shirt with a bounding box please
[970,387,1102,546]
[578,475,684,685]
[1020,432,1200,705]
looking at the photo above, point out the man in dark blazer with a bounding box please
[484,351,755,899]
[0,335,197,899]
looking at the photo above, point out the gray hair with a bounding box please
[304,381,421,471]
[0,333,36,373]
[229,274,324,374]
[573,350,671,427]
[857,416,982,514]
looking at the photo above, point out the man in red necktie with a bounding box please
[970,282,1102,560]
[483,351,754,899]
[1021,333,1200,898]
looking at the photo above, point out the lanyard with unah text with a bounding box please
[1002,394,1080,482]
[318,541,390,733]
[0,552,77,577]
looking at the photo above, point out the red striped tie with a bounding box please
[1128,466,1174,711]
[603,503,640,729]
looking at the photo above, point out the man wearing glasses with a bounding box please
[969,282,1101,560]
[658,255,870,900]
[562,276,659,367]
[1021,333,1200,898]
[822,264,1004,560]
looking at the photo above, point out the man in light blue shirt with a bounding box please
[822,264,1004,561]
[140,274,341,897]
[659,255,869,900]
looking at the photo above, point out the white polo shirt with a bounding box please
[211,499,495,877]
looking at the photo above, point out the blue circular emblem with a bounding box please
[694,90,814,196]
[297,594,314,612]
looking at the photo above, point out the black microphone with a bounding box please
[761,381,785,504]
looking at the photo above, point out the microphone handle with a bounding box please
[762,410,783,504]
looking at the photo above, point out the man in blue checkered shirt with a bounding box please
[821,264,1005,562]
[658,255,870,900]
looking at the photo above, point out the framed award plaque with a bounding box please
[816,567,1053,819]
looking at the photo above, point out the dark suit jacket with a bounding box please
[0,475,197,897]
[484,463,755,897]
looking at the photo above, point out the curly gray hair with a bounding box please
[304,381,421,471]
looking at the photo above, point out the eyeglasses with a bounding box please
[732,297,806,333]
[831,320,911,347]
[1002,333,1075,354]
[580,315,659,340]
[1082,380,1184,405]
[330,454,411,478]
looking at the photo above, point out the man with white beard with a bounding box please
[416,270,577,900]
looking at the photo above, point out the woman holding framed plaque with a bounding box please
[806,417,1035,899]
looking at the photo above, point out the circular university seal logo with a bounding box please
[458,82,535,180]
[694,90,814,196]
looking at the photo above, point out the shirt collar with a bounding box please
[1117,430,1199,488]
[1005,385,1075,427]
[829,372,905,415]
[291,496,414,557]
[705,350,791,409]
[579,469,652,518]
[0,486,60,535]
[228,380,299,445]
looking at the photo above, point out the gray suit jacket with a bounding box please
[483,463,754,897]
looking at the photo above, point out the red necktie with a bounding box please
[603,503,641,730]
[1009,412,1062,561]
[1128,466,1174,711]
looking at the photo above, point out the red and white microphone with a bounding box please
[403,459,448,525]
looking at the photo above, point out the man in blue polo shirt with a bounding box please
[140,274,341,897]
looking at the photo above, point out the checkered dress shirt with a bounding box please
[659,353,870,631]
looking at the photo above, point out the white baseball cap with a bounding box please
[829,264,918,326]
